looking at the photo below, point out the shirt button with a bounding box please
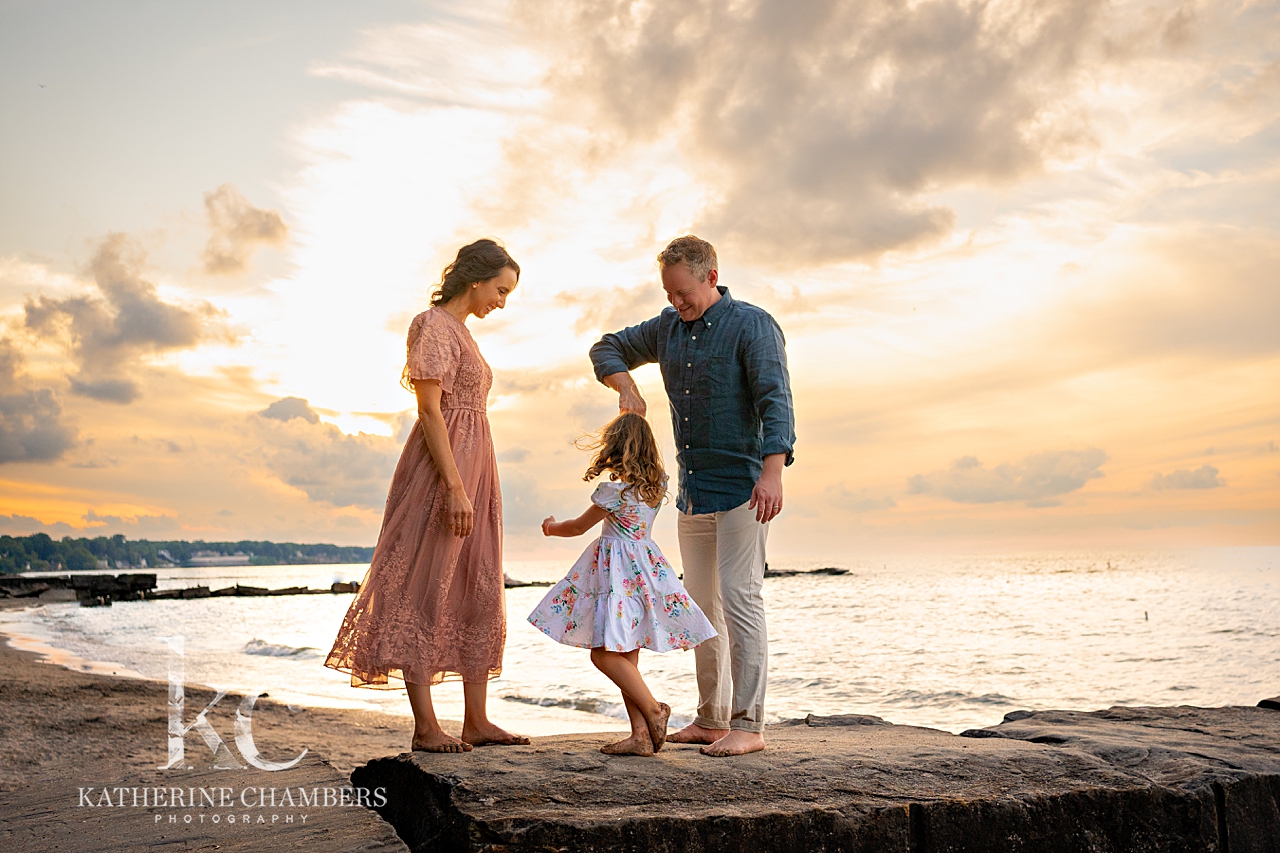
[685,390,690,394]
[686,363,691,367]
[685,444,689,448]
[684,417,688,421]
[691,335,697,340]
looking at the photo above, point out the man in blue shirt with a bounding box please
[590,235,796,756]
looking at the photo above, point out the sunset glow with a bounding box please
[2,0,1277,558]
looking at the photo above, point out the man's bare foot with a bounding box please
[600,733,655,756]
[700,729,765,757]
[666,722,728,745]
[411,731,472,753]
[645,703,671,751]
[461,721,531,747]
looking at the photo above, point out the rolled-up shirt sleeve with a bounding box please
[744,314,796,465]
[590,315,663,382]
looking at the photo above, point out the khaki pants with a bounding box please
[677,501,768,733]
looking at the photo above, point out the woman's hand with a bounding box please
[541,516,557,537]
[448,485,475,537]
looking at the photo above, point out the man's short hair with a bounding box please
[657,235,718,282]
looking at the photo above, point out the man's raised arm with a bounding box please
[590,316,663,416]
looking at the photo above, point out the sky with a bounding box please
[1,0,1277,559]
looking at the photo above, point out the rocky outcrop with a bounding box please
[352,705,1280,853]
[0,573,156,606]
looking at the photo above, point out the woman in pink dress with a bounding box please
[326,239,529,753]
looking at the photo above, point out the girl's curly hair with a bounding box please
[581,413,667,507]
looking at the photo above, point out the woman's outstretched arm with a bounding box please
[542,505,608,538]
[414,379,473,537]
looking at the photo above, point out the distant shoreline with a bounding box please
[1,532,373,573]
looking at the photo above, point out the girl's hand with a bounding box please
[448,486,475,537]
[541,516,557,537]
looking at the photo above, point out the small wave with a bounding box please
[243,639,320,658]
[502,693,628,720]
[882,690,1018,708]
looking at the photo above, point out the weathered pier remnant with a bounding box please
[0,573,157,606]
[352,705,1280,853]
[0,573,364,606]
[762,565,850,578]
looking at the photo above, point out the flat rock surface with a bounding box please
[355,707,1280,853]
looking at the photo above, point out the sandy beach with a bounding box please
[0,600,439,852]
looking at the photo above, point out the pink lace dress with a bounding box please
[325,307,505,687]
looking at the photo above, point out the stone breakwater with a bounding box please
[352,705,1280,853]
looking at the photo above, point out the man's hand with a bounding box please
[541,516,557,537]
[602,372,647,416]
[749,454,787,524]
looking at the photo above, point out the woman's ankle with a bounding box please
[462,714,493,731]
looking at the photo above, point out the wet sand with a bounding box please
[0,600,445,852]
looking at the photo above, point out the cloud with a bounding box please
[81,509,181,535]
[0,514,75,536]
[259,396,321,424]
[499,468,553,529]
[556,284,668,335]
[1058,229,1280,364]
[824,483,897,513]
[908,449,1107,506]
[201,184,289,275]
[1149,464,1224,490]
[254,403,402,509]
[24,233,223,404]
[498,446,530,464]
[0,339,76,464]
[514,0,1121,264]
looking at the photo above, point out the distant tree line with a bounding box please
[0,533,374,573]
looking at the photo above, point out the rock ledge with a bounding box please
[353,705,1280,852]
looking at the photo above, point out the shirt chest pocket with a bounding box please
[705,356,754,446]
[698,355,738,399]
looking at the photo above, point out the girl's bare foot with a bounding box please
[411,731,472,753]
[600,733,655,756]
[667,721,727,745]
[645,703,671,752]
[461,721,531,747]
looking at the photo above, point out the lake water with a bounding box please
[3,548,1277,737]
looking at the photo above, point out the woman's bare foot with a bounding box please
[700,729,765,757]
[600,733,655,756]
[666,721,727,745]
[461,721,531,747]
[411,731,472,753]
[645,703,671,752]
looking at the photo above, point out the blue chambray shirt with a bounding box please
[590,287,796,515]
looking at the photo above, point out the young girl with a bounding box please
[528,413,717,756]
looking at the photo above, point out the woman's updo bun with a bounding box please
[431,239,520,307]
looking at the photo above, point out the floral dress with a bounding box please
[528,481,717,652]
